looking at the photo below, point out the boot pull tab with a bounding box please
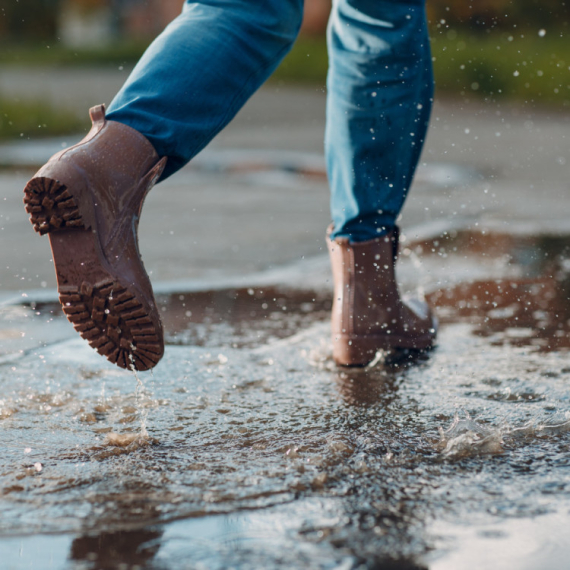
[89,104,107,128]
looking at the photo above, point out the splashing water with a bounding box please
[132,365,149,439]
[0,229,569,569]
[437,413,504,458]
[100,355,152,447]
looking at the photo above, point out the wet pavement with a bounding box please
[2,83,570,292]
[1,83,570,568]
[1,227,570,569]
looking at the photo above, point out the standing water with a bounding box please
[0,229,569,569]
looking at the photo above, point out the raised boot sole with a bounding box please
[23,176,163,371]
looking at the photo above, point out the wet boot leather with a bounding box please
[327,226,437,366]
[23,105,167,371]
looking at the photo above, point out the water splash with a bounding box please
[0,400,15,420]
[132,365,149,439]
[437,413,504,458]
[103,432,145,447]
[1,228,569,569]
[101,357,152,447]
[437,411,570,459]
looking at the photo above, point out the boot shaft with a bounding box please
[36,105,165,247]
[327,227,400,336]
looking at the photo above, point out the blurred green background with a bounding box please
[1,0,569,139]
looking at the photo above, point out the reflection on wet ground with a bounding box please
[0,230,569,569]
[161,287,332,349]
[425,231,570,353]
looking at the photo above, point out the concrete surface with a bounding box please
[1,69,570,295]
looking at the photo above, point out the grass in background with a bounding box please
[0,99,85,140]
[272,28,570,108]
[272,36,328,85]
[431,28,570,107]
[0,41,148,67]
[2,30,568,108]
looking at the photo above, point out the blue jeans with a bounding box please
[107,0,433,242]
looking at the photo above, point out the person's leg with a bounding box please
[108,0,304,180]
[325,0,436,366]
[326,0,433,242]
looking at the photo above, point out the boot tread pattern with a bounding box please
[24,177,84,235]
[59,279,162,371]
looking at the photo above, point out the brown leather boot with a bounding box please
[23,105,167,371]
[327,225,437,366]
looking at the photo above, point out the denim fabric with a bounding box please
[107,0,433,242]
[326,0,433,241]
[107,0,304,180]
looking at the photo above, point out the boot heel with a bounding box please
[332,335,380,367]
[58,277,163,371]
[23,177,85,235]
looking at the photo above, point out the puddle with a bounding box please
[424,230,570,352]
[0,230,569,569]
[161,286,332,349]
